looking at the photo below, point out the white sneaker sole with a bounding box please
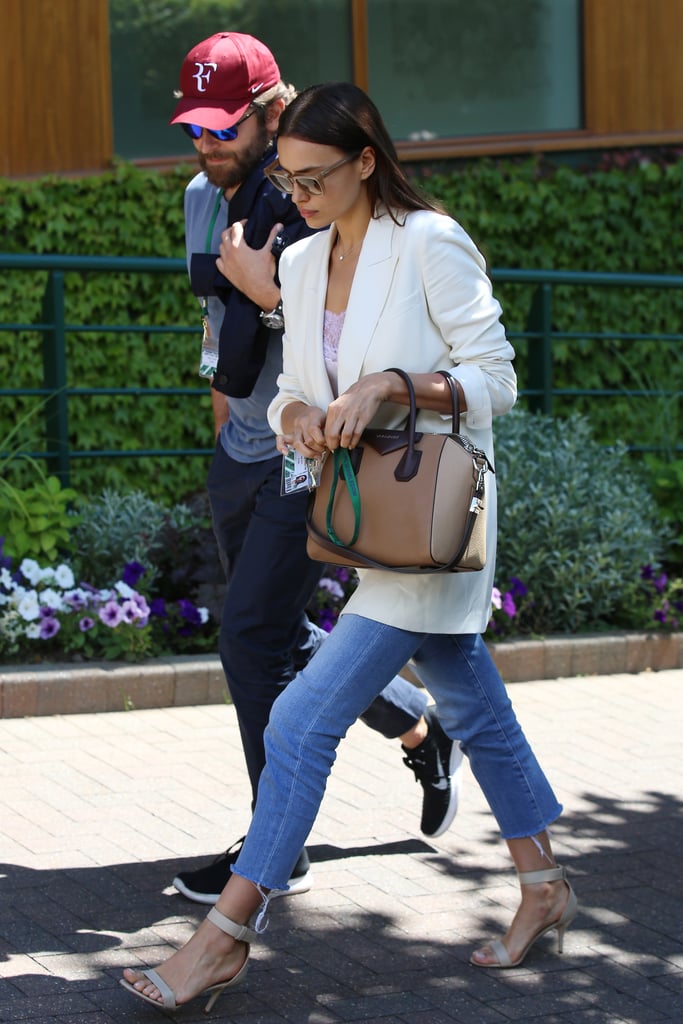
[172,869,314,905]
[271,869,314,899]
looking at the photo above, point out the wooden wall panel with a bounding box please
[584,0,683,133]
[1,0,112,177]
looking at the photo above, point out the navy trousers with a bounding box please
[206,442,428,806]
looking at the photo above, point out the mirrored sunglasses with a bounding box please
[181,107,257,142]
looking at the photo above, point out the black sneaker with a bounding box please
[172,838,313,904]
[402,706,464,838]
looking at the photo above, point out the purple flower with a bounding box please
[79,616,95,632]
[319,577,345,599]
[149,597,167,617]
[654,608,668,623]
[39,616,61,639]
[39,605,56,618]
[122,561,147,587]
[509,576,528,598]
[131,593,150,618]
[318,609,337,633]
[121,599,143,624]
[98,600,124,628]
[334,567,352,584]
[641,564,655,581]
[653,573,668,595]
[502,592,517,618]
[177,598,202,627]
[64,591,87,611]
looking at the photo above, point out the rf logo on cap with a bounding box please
[193,62,218,92]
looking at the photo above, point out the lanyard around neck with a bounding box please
[205,189,223,253]
[200,190,224,324]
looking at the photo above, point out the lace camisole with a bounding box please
[323,309,345,396]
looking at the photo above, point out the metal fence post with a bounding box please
[41,270,70,485]
[525,282,553,414]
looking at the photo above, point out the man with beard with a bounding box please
[168,32,464,906]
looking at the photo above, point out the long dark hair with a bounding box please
[277,82,444,222]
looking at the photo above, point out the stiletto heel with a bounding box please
[470,865,577,969]
[120,907,256,1011]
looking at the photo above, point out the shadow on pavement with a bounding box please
[0,792,682,1022]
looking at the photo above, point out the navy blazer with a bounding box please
[189,144,315,398]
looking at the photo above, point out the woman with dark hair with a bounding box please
[121,82,577,1012]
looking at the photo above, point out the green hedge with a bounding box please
[1,152,682,505]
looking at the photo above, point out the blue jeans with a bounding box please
[207,444,428,805]
[234,614,562,890]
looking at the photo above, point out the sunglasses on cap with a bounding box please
[181,107,257,142]
[264,152,361,196]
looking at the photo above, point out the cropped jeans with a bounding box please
[234,613,562,892]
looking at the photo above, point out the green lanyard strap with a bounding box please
[205,189,223,252]
[326,448,361,547]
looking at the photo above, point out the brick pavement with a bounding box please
[0,669,681,1023]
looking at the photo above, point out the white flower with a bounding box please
[25,622,42,639]
[17,592,41,621]
[198,607,209,624]
[115,581,135,600]
[491,587,502,610]
[54,564,75,589]
[0,567,13,589]
[19,558,43,586]
[40,588,65,612]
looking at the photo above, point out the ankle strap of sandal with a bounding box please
[207,906,258,943]
[518,865,566,885]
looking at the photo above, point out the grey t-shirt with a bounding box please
[184,171,281,464]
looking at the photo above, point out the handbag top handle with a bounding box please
[383,367,460,482]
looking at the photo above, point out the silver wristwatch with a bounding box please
[260,300,284,330]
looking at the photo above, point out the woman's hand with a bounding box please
[324,372,394,450]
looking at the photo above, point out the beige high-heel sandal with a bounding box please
[470,865,578,969]
[119,907,256,1012]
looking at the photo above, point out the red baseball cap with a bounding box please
[170,32,280,129]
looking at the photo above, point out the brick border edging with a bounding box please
[1,633,681,718]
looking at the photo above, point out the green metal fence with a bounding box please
[1,253,682,486]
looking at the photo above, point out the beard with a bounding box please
[198,122,272,190]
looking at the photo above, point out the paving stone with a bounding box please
[0,668,681,1022]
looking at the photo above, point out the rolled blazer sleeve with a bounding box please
[416,214,517,429]
[267,328,308,434]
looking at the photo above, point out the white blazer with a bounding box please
[268,208,517,634]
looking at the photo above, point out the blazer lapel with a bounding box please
[301,229,336,406]
[337,213,399,392]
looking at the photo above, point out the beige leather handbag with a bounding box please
[306,368,492,574]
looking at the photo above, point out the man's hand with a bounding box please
[216,220,282,312]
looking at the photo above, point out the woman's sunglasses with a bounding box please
[264,152,361,196]
[181,107,256,142]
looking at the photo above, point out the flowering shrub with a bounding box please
[0,541,215,663]
[308,566,358,632]
[639,564,683,631]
